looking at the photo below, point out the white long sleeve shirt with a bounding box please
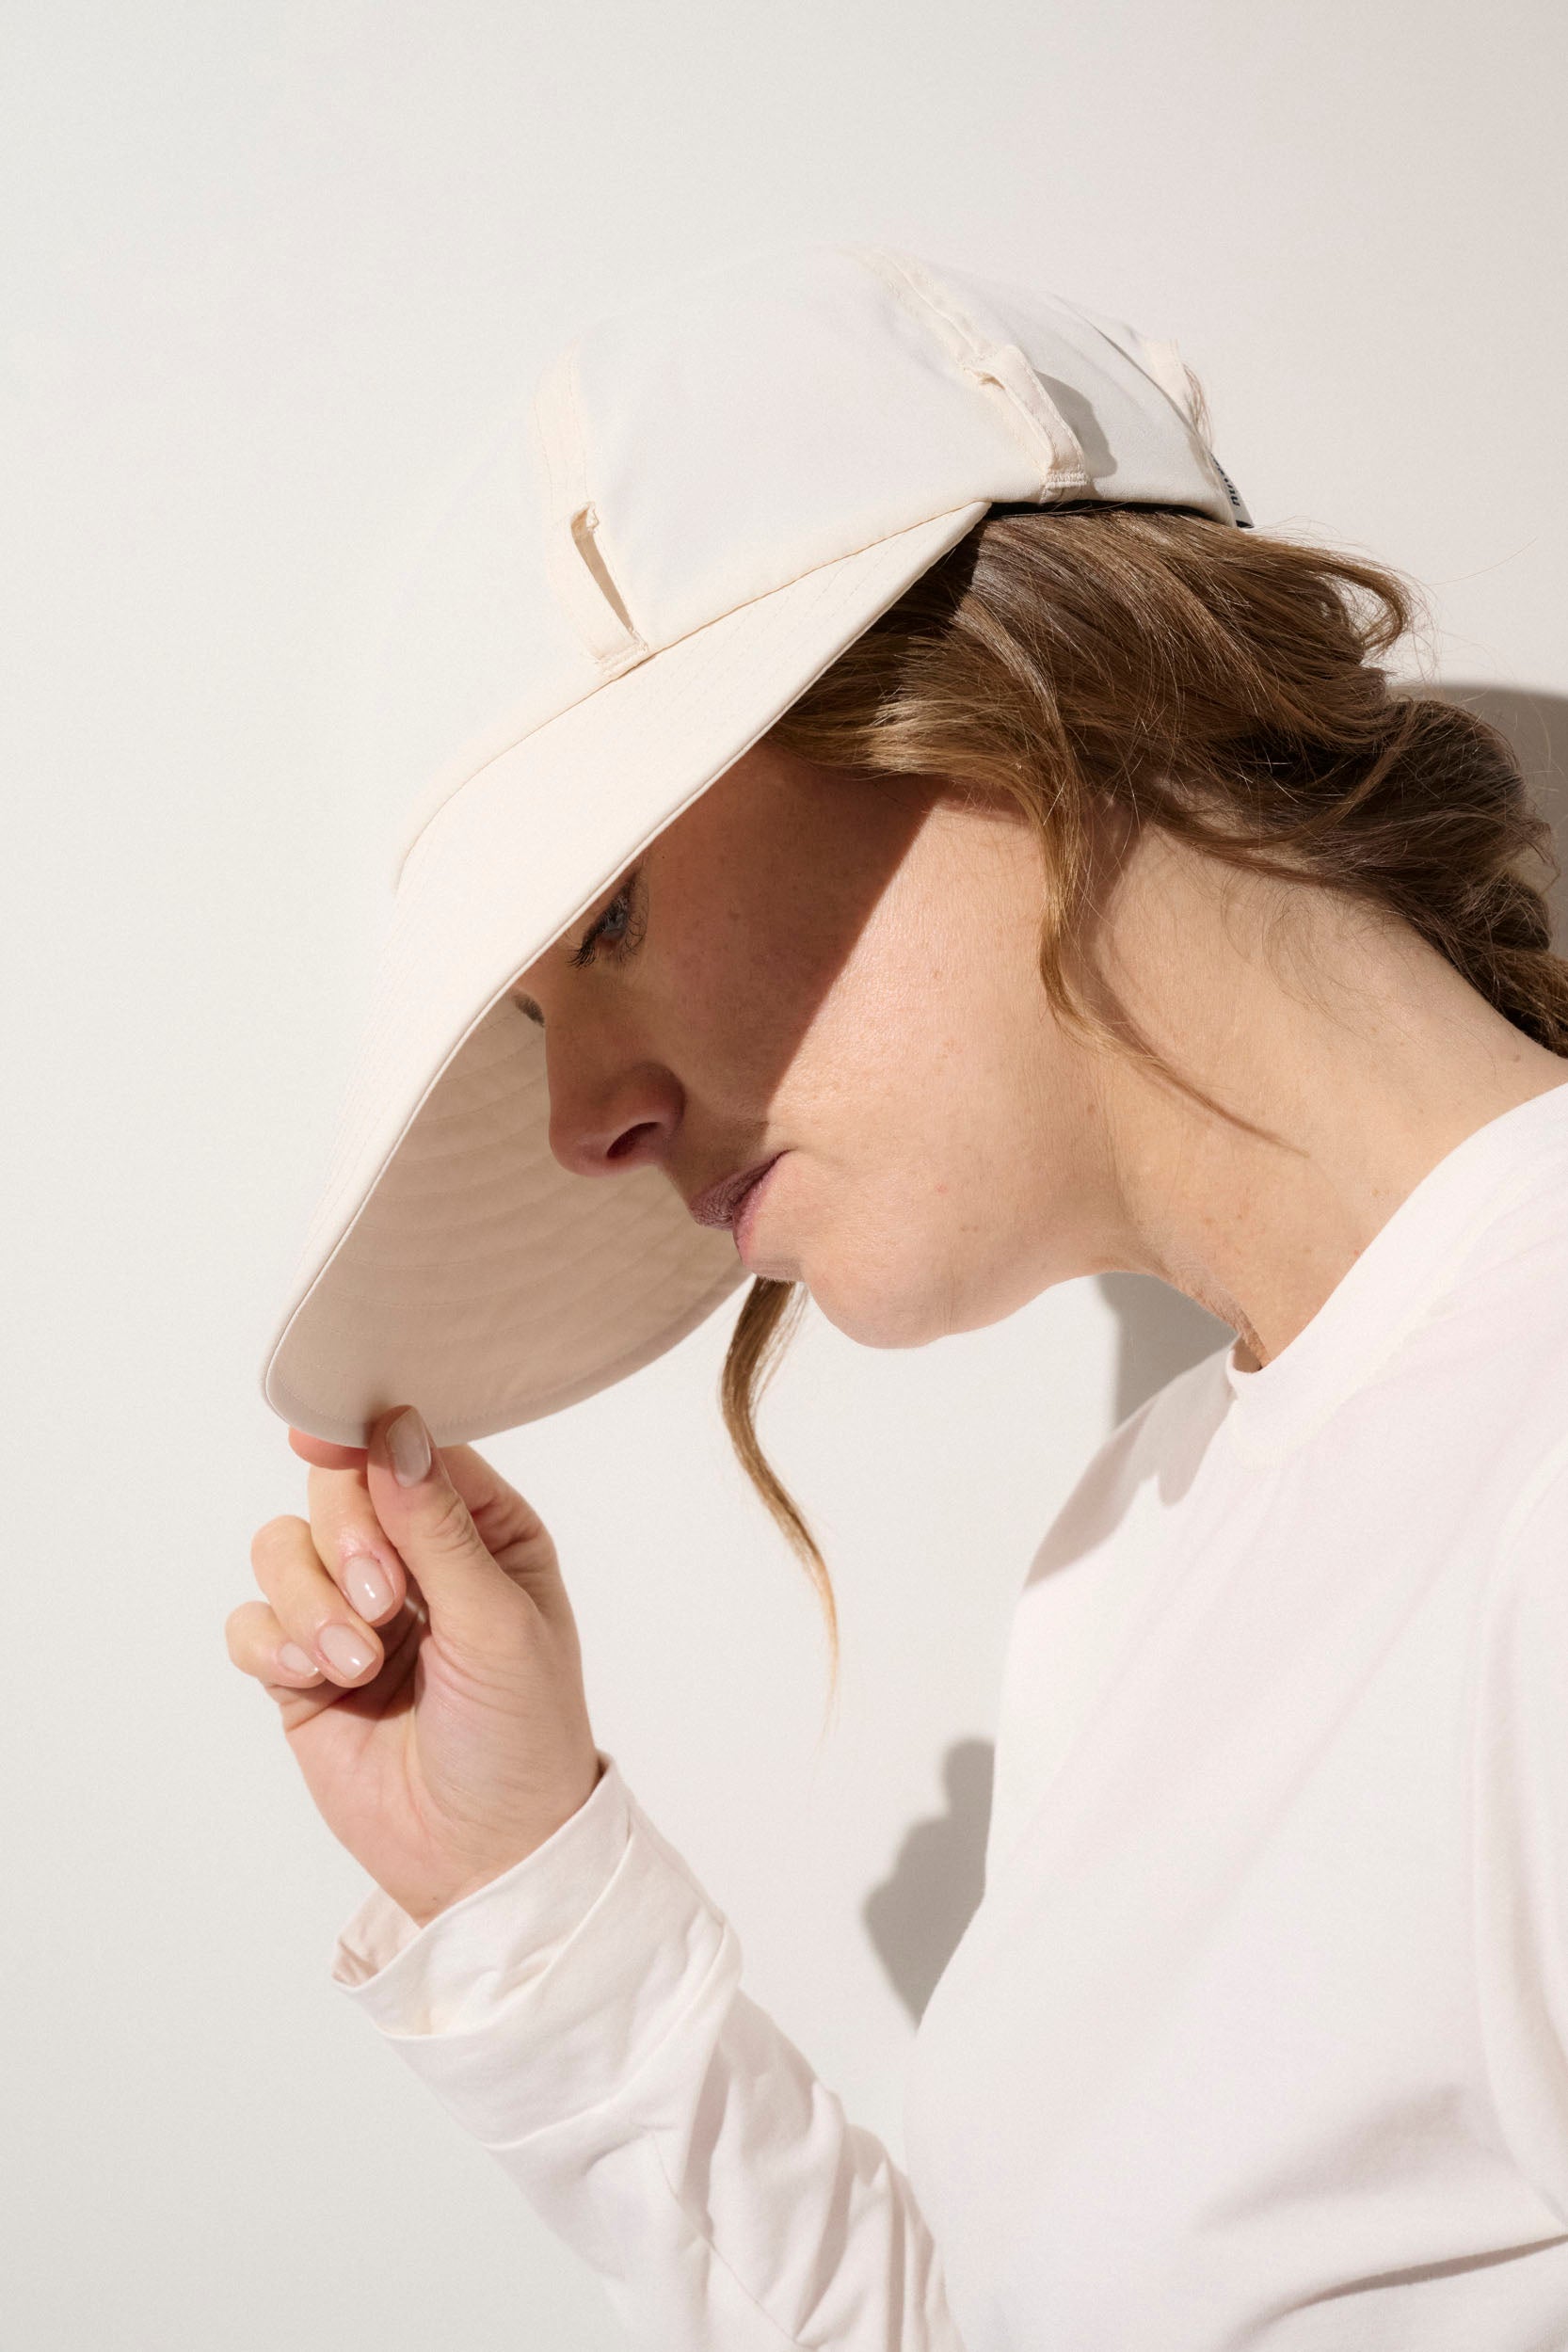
[330,1076,1568,2349]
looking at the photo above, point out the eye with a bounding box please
[568,868,646,968]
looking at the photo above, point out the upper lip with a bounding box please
[685,1153,783,1228]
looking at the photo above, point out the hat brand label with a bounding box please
[1208,455,1252,524]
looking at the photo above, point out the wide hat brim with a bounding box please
[258,497,991,1448]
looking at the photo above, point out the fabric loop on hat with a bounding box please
[533,341,650,676]
[849,243,1091,493]
[961,342,1091,492]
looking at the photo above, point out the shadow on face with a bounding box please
[514,741,1104,1346]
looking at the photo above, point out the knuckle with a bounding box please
[421,1484,478,1556]
[313,1506,394,1598]
[223,1599,274,1671]
[302,1474,393,1591]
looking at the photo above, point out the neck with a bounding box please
[1080,830,1568,1368]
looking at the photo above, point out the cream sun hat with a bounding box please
[258,237,1250,1448]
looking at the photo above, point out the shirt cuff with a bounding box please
[325,1747,733,2150]
[328,1748,631,2033]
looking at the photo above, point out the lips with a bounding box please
[687,1153,784,1229]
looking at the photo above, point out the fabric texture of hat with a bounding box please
[258,238,1251,1448]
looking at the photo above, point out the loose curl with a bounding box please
[721,501,1568,1719]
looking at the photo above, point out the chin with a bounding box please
[809,1236,1048,1349]
[804,1261,968,1352]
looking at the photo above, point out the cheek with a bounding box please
[652,872,816,1080]
[800,905,1032,1144]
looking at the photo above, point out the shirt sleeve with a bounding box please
[1470,1433,1568,2221]
[328,1749,967,2352]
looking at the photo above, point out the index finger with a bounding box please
[292,1413,539,1554]
[289,1428,369,1471]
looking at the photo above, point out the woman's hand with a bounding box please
[227,1405,603,1928]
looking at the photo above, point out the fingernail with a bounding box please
[278,1642,318,1677]
[388,1407,432,1487]
[343,1553,393,1618]
[318,1624,374,1678]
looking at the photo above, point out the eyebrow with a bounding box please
[512,993,545,1027]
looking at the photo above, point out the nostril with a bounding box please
[606,1123,658,1164]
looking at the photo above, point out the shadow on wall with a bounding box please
[861,684,1568,2029]
[862,1741,997,2027]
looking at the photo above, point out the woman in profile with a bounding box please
[232,242,1568,2348]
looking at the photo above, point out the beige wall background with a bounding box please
[5,2,1565,2344]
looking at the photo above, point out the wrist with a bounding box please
[403,1753,610,1929]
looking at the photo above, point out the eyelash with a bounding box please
[569,869,646,968]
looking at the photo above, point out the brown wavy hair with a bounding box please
[721,499,1568,1721]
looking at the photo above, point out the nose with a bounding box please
[545,1056,681,1181]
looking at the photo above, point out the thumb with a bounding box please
[365,1404,520,1648]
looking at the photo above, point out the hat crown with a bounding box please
[529,240,1243,680]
